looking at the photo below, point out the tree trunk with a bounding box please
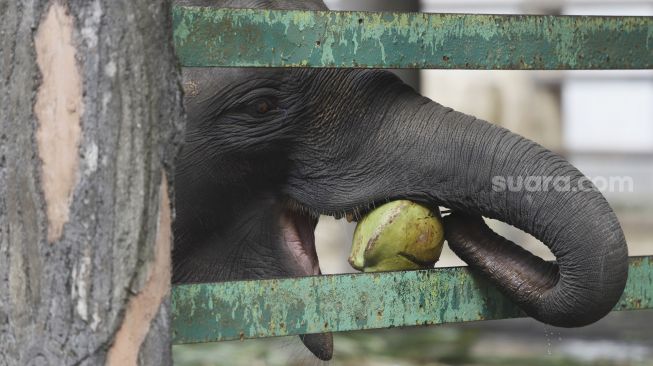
[0,1,184,365]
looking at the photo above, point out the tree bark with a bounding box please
[0,0,184,365]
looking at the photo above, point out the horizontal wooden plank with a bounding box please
[172,7,653,69]
[171,256,653,344]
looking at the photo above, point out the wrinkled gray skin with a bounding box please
[172,0,629,361]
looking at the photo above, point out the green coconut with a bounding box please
[348,200,445,272]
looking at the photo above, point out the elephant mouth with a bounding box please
[280,199,380,277]
[280,207,335,361]
[280,208,321,276]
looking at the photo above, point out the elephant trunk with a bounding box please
[387,94,628,327]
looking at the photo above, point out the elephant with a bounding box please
[172,0,629,361]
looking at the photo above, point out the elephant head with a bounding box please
[172,0,629,361]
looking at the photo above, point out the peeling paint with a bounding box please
[34,3,83,243]
[106,176,172,366]
[172,256,653,344]
[172,7,652,69]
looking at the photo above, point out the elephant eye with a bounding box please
[256,100,270,114]
[251,97,277,115]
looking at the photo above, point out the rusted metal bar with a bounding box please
[172,7,652,69]
[171,256,653,344]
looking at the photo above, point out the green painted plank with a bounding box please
[172,256,653,344]
[172,7,653,69]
